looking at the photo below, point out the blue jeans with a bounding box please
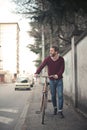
[49,79,63,111]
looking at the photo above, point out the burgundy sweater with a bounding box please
[35,56,65,80]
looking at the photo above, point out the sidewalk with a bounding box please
[23,82,87,130]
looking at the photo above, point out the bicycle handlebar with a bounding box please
[36,74,55,78]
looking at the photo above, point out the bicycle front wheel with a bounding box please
[41,94,46,124]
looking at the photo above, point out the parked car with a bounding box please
[15,77,31,90]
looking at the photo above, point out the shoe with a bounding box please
[54,108,57,115]
[58,111,64,118]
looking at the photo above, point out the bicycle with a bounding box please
[40,75,49,124]
[37,75,53,124]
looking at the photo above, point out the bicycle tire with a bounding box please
[41,93,46,124]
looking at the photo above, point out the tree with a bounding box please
[12,0,87,66]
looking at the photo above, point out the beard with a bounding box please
[50,53,56,57]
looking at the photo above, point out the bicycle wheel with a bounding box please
[41,93,46,124]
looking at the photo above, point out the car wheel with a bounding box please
[15,88,18,90]
[30,84,33,87]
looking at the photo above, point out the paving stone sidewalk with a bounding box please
[23,82,87,130]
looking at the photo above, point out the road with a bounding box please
[0,83,32,130]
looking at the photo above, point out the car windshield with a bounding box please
[16,77,28,83]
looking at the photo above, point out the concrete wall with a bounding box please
[63,51,72,98]
[76,36,87,114]
[63,32,87,116]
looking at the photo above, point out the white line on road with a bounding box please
[0,108,18,113]
[14,103,30,130]
[14,90,34,130]
[0,116,14,124]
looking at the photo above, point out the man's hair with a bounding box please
[51,45,59,52]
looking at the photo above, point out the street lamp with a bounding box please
[41,25,45,61]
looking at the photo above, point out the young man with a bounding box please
[35,45,65,118]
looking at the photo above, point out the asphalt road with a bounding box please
[0,83,33,130]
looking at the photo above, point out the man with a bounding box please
[35,45,65,118]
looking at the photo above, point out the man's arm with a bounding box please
[35,57,48,74]
[57,58,65,78]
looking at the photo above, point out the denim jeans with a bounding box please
[49,79,63,111]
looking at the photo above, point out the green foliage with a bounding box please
[12,0,87,67]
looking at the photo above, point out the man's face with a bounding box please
[50,48,57,57]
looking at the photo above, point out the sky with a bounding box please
[0,0,18,22]
[0,0,37,74]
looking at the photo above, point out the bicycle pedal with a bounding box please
[35,110,41,114]
[48,99,52,102]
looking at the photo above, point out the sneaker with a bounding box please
[54,108,57,115]
[58,111,64,118]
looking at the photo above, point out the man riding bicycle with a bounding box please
[35,45,65,118]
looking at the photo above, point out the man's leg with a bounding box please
[57,79,64,118]
[49,80,57,115]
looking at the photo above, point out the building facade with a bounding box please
[0,22,20,83]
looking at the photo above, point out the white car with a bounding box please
[15,77,31,90]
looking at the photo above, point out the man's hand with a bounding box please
[49,74,58,79]
[54,74,58,79]
[34,74,38,78]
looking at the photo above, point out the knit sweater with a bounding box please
[35,56,65,80]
